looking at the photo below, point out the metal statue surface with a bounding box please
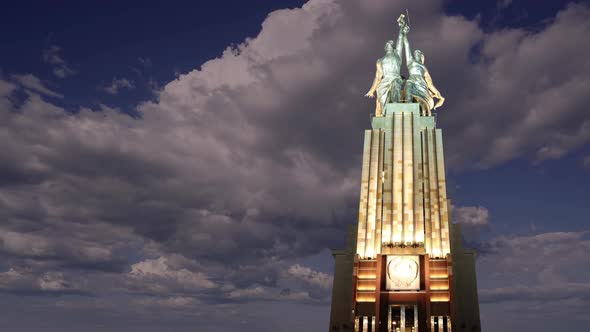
[365,14,445,117]
[365,15,408,117]
[402,21,445,116]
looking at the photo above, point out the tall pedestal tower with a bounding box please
[328,104,481,332]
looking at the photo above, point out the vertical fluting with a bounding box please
[435,129,450,256]
[422,130,432,253]
[374,130,384,255]
[382,118,393,245]
[392,113,403,243]
[366,129,380,258]
[356,130,372,257]
[356,108,452,258]
[403,113,414,243]
[427,129,442,257]
[413,113,425,244]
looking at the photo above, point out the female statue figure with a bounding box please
[402,25,445,116]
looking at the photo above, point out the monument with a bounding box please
[329,14,480,332]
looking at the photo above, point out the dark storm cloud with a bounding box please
[0,0,589,330]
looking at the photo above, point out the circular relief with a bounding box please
[387,256,419,288]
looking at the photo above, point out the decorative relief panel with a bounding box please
[386,255,420,290]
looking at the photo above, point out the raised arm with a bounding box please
[365,61,383,97]
[395,27,404,59]
[403,27,413,67]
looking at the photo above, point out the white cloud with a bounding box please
[0,268,80,294]
[136,296,198,307]
[41,45,75,78]
[1,1,589,330]
[138,57,152,67]
[286,264,332,289]
[0,80,16,97]
[477,231,590,328]
[479,231,590,300]
[226,285,311,302]
[454,206,489,225]
[101,78,135,95]
[10,74,63,98]
[129,256,216,292]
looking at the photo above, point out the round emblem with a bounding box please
[387,256,419,288]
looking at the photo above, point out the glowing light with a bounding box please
[356,293,376,302]
[430,294,450,302]
[393,260,416,280]
[430,280,449,291]
[386,256,420,290]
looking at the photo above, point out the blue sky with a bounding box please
[0,0,589,331]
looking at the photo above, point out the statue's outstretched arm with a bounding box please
[403,30,413,67]
[365,61,382,97]
[395,28,404,59]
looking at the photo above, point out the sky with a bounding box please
[0,0,589,331]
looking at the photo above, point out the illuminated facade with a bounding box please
[328,103,481,332]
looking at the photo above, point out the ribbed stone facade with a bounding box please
[329,103,480,332]
[356,103,450,259]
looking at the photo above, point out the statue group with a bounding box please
[365,14,444,117]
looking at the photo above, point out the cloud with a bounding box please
[10,74,63,98]
[225,285,311,302]
[478,231,590,305]
[1,0,587,294]
[0,268,86,295]
[583,155,590,170]
[443,3,590,167]
[1,0,590,330]
[497,0,513,10]
[475,231,590,329]
[128,256,216,293]
[138,57,152,67]
[41,45,75,78]
[283,263,333,301]
[286,264,332,289]
[480,283,590,303]
[101,77,135,95]
[454,206,489,225]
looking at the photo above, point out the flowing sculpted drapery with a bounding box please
[365,14,444,117]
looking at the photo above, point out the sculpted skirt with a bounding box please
[377,76,403,108]
[405,76,434,112]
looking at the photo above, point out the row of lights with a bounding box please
[382,241,425,248]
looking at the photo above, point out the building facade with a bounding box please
[329,103,481,332]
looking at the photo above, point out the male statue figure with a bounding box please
[365,15,407,117]
[402,24,445,116]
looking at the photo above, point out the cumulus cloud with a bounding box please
[443,3,590,167]
[0,0,589,331]
[10,74,63,98]
[0,268,84,295]
[128,256,216,293]
[101,78,135,95]
[478,231,590,306]
[286,264,332,289]
[454,206,489,225]
[41,45,75,78]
